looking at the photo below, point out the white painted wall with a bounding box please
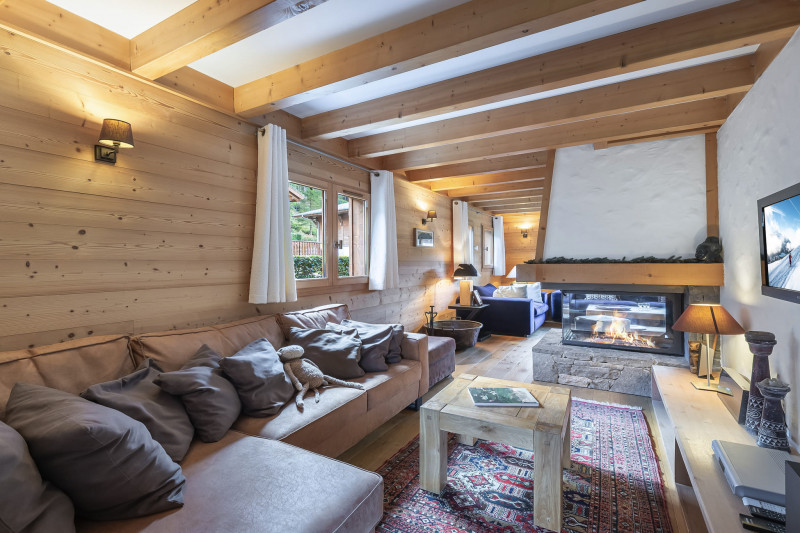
[543,138,707,260]
[718,29,800,445]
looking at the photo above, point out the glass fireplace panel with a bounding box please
[562,291,684,356]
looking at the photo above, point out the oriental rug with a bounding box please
[376,399,672,533]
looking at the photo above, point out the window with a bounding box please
[290,182,327,280]
[289,178,369,289]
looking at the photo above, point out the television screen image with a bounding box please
[763,193,800,291]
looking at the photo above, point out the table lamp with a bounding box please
[454,263,478,305]
[672,303,745,395]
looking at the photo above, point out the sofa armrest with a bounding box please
[401,332,429,397]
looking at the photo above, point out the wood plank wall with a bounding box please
[0,28,486,351]
[503,213,541,273]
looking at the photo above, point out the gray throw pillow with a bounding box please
[387,323,404,364]
[328,320,390,372]
[0,421,75,533]
[81,358,194,462]
[5,383,185,521]
[219,338,294,417]
[155,344,241,442]
[289,327,365,379]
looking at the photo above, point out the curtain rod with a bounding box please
[259,127,377,175]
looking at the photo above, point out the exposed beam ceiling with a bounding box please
[302,0,800,140]
[490,207,542,215]
[471,197,545,207]
[131,0,330,80]
[461,191,544,203]
[349,55,754,158]
[447,183,545,198]
[233,0,643,116]
[384,96,736,170]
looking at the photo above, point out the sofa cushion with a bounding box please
[0,335,134,417]
[155,345,241,443]
[352,360,421,410]
[214,314,284,353]
[75,432,383,533]
[81,359,194,462]
[276,304,350,338]
[427,336,456,387]
[219,338,294,417]
[131,327,233,372]
[493,284,528,298]
[0,420,76,533]
[233,386,366,455]
[6,383,185,521]
[516,282,543,303]
[330,320,390,372]
[475,284,497,297]
[288,327,365,379]
[387,324,404,363]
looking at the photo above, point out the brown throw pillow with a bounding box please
[328,321,390,372]
[5,383,185,520]
[288,327,365,379]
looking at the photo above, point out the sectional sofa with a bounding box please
[0,303,430,532]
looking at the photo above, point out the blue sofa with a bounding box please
[457,284,559,337]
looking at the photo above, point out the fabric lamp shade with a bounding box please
[453,264,478,278]
[427,210,437,220]
[672,304,745,335]
[97,119,134,148]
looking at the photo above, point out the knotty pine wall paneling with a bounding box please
[0,28,466,350]
[502,213,541,273]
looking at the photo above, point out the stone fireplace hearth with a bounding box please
[532,328,688,396]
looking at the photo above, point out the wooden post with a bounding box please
[534,150,556,260]
[419,403,448,494]
[705,133,719,238]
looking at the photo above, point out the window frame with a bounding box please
[290,175,370,295]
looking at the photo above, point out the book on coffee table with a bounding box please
[468,387,539,407]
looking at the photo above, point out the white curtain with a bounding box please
[369,171,400,290]
[492,216,506,276]
[249,124,297,304]
[452,200,470,270]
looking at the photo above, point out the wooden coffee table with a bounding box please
[419,374,571,531]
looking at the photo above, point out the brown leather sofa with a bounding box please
[0,304,430,533]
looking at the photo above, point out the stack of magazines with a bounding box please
[468,387,539,407]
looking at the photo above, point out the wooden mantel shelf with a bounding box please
[516,262,723,286]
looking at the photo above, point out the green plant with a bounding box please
[338,256,349,277]
[292,255,351,279]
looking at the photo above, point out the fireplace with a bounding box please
[561,291,684,356]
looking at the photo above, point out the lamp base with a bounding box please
[692,381,733,396]
[459,279,473,306]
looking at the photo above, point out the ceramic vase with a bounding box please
[756,377,791,451]
[744,331,777,435]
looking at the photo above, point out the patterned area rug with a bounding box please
[377,399,672,533]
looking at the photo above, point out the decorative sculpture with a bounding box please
[424,305,438,333]
[756,378,791,451]
[695,236,723,263]
[744,331,777,435]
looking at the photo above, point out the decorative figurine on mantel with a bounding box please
[695,236,723,262]
[756,378,791,451]
[744,331,777,435]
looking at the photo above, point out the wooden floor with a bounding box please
[338,327,693,533]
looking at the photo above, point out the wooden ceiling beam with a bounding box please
[155,66,235,111]
[233,0,642,116]
[131,0,330,80]
[462,191,543,203]
[428,169,546,192]
[486,203,543,212]
[349,56,754,158]
[0,0,129,69]
[598,126,720,149]
[304,0,800,141]
[471,197,544,207]
[405,153,548,182]
[491,207,542,215]
[447,183,545,198]
[384,96,735,171]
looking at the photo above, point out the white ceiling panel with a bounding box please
[47,0,195,39]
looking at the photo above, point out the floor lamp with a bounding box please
[672,303,745,396]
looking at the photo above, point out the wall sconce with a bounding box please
[422,210,437,225]
[95,119,134,164]
[521,229,529,238]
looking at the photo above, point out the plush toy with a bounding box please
[277,345,365,410]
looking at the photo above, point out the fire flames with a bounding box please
[591,315,656,348]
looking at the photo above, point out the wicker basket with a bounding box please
[425,320,483,349]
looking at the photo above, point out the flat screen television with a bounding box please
[758,181,800,303]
